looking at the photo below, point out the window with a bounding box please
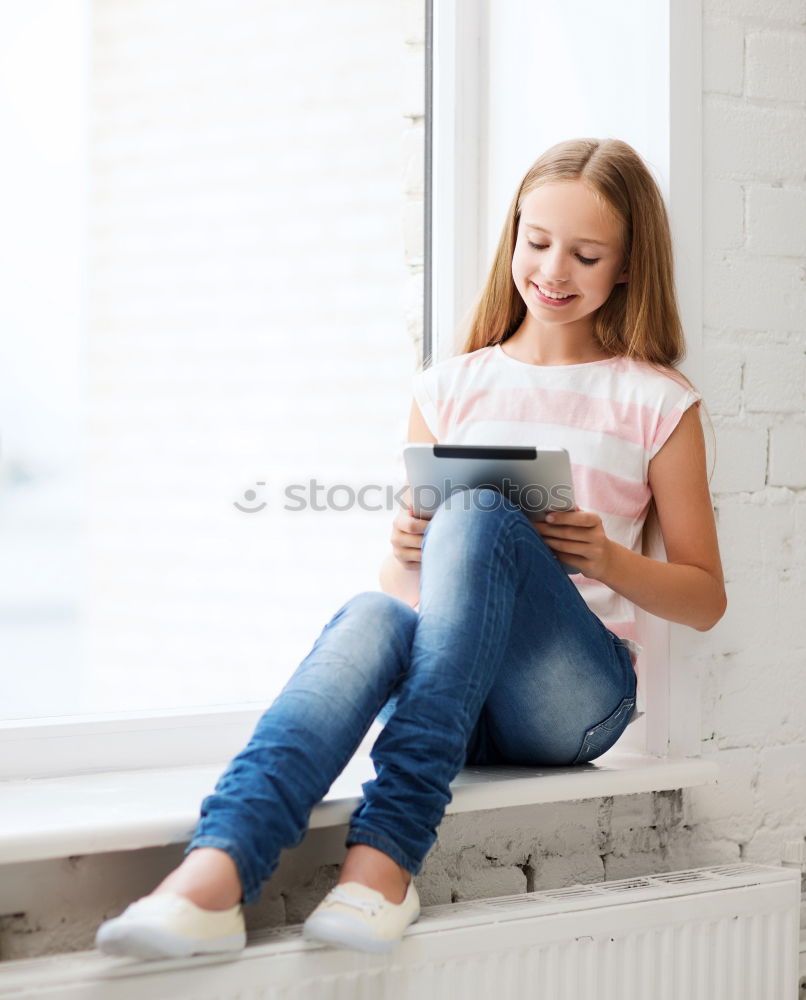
[3,0,703,776]
[1,1,423,731]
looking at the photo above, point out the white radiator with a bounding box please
[0,862,799,1000]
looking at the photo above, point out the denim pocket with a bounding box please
[571,695,637,765]
[607,632,638,695]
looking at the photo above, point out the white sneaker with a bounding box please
[302,880,420,954]
[95,893,246,960]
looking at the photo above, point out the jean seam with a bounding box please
[572,695,636,764]
[462,505,522,737]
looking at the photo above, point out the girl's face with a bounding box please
[511,180,628,336]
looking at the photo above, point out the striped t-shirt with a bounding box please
[411,343,702,721]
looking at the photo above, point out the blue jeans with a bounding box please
[187,489,637,904]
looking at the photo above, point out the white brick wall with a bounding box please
[703,20,744,95]
[769,423,806,487]
[707,0,806,24]
[746,29,806,102]
[701,339,743,415]
[704,97,805,181]
[695,2,806,874]
[703,178,744,249]
[744,345,805,412]
[746,184,806,256]
[708,424,768,493]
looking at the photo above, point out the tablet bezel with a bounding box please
[402,442,575,521]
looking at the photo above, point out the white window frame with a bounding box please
[2,0,703,779]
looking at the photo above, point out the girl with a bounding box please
[96,137,726,960]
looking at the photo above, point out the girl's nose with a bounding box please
[541,249,570,283]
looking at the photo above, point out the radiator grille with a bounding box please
[0,863,799,1000]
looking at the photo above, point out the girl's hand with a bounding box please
[534,509,614,580]
[389,400,438,569]
[390,503,431,568]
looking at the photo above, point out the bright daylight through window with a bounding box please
[1,1,421,720]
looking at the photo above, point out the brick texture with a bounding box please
[691,1,806,915]
[746,29,806,102]
[746,185,806,256]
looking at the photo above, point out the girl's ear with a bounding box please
[615,261,629,284]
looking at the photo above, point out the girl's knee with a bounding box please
[427,487,524,539]
[341,591,418,629]
[441,487,519,518]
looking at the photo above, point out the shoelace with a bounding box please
[328,886,383,917]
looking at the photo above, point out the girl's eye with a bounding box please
[526,241,599,266]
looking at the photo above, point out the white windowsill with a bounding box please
[0,751,718,866]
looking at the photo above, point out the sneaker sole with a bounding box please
[96,923,246,960]
[302,910,420,955]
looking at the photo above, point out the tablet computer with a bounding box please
[403,443,579,573]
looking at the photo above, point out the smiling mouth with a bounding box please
[532,282,577,303]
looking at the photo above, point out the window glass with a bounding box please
[1,1,421,718]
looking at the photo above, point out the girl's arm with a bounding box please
[378,400,436,607]
[536,405,727,631]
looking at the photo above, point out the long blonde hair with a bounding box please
[458,138,685,368]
